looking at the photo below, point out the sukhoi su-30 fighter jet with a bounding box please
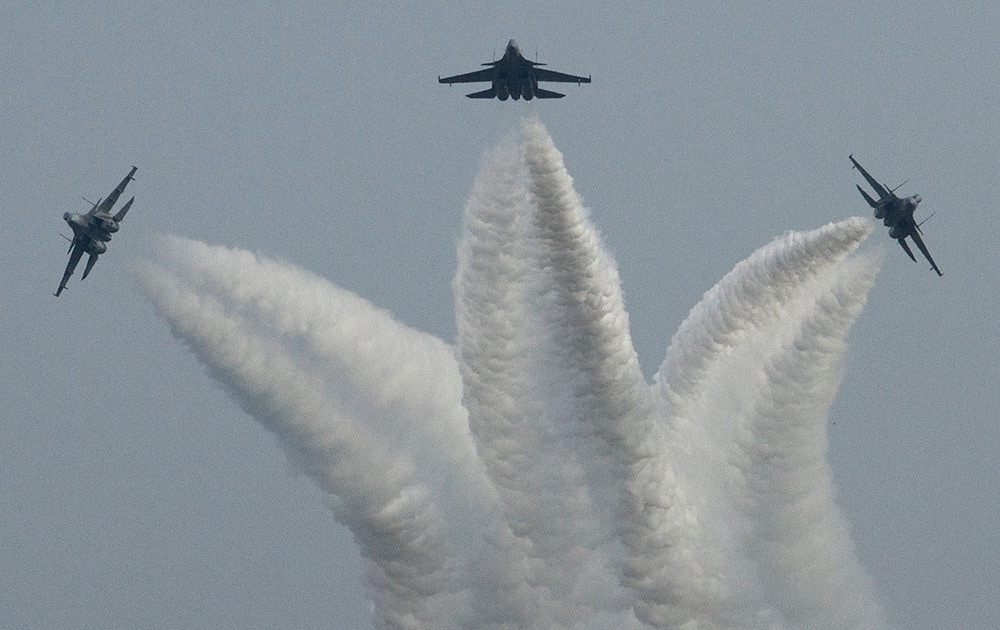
[55,166,137,296]
[439,39,590,101]
[850,155,942,277]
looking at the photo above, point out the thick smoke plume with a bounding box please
[139,117,885,629]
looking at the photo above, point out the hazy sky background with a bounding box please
[3,3,998,628]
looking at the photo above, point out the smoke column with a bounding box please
[454,137,582,626]
[139,118,885,629]
[137,240,484,627]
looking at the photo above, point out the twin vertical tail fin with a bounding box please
[113,197,134,222]
[856,185,878,208]
[897,238,917,262]
[81,253,99,280]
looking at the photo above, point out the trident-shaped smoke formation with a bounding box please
[138,118,886,629]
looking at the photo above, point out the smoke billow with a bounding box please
[139,117,885,629]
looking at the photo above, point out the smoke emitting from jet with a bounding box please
[137,118,885,629]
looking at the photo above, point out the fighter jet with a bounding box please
[438,39,590,100]
[55,166,137,296]
[850,154,942,277]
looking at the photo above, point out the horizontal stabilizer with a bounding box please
[533,88,565,99]
[466,87,498,99]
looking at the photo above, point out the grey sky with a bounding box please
[3,3,997,628]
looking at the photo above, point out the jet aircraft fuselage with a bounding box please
[55,166,136,296]
[439,39,590,101]
[850,155,941,276]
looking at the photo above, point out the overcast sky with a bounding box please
[3,3,998,628]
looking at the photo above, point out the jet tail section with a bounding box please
[114,196,134,222]
[81,252,100,280]
[856,185,878,208]
[897,238,917,263]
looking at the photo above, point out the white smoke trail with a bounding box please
[138,121,886,629]
[137,244,478,628]
[639,223,886,628]
[655,218,875,404]
[650,220,875,595]
[454,131,642,627]
[521,119,654,456]
[144,236,492,513]
[731,251,886,629]
[520,118,663,624]
[453,138,570,626]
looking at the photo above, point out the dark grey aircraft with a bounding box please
[55,166,137,296]
[850,154,942,277]
[438,39,590,100]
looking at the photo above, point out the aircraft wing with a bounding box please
[532,68,591,84]
[439,68,496,84]
[908,228,943,277]
[94,166,138,215]
[55,241,85,296]
[849,154,890,200]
